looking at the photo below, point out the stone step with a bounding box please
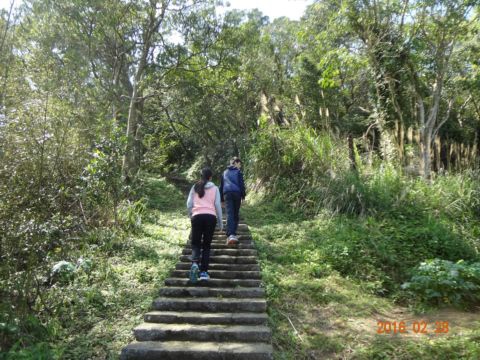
[184,242,254,249]
[212,234,252,240]
[121,341,273,360]
[209,241,253,247]
[159,286,265,298]
[170,270,261,280]
[144,311,268,325]
[179,255,258,264]
[152,297,267,312]
[175,263,260,271]
[216,223,248,228]
[182,248,257,256]
[165,278,262,288]
[214,225,249,230]
[214,231,250,236]
[134,323,271,343]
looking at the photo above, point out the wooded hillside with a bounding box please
[1,1,480,359]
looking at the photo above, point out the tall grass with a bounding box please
[248,125,480,222]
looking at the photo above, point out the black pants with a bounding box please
[225,192,241,236]
[190,214,217,272]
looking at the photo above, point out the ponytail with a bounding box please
[194,167,213,198]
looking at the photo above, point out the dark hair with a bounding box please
[230,156,242,165]
[194,167,213,198]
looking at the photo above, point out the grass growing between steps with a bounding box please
[242,194,480,360]
[1,177,189,360]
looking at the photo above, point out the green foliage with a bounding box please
[248,125,351,214]
[354,332,480,360]
[244,188,480,359]
[249,123,480,225]
[0,313,60,359]
[51,261,77,285]
[0,177,187,358]
[117,198,147,231]
[248,124,480,300]
[2,0,480,358]
[402,259,480,307]
[320,216,477,292]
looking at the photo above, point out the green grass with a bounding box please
[243,191,480,360]
[1,176,189,359]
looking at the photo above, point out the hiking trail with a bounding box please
[120,218,273,359]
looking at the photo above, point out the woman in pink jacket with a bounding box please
[186,167,223,283]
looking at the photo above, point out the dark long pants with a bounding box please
[190,214,217,272]
[225,192,241,237]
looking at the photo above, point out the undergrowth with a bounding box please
[243,195,480,359]
[244,126,480,358]
[0,177,188,359]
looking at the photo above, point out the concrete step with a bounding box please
[219,223,249,230]
[182,248,258,256]
[170,270,261,280]
[159,286,265,298]
[152,297,267,312]
[212,234,252,240]
[134,323,271,342]
[214,231,250,236]
[165,278,262,288]
[210,240,253,246]
[184,242,254,249]
[121,341,273,360]
[179,255,258,264]
[144,311,268,325]
[175,263,260,271]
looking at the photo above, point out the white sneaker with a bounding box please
[226,235,238,246]
[199,271,210,281]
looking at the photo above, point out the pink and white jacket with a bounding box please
[186,182,223,230]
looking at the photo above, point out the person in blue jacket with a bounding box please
[220,157,246,245]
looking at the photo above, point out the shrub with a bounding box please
[401,259,480,307]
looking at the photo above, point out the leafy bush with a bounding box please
[401,259,480,307]
[51,261,76,285]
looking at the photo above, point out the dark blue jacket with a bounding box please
[220,166,246,201]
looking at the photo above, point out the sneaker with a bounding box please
[189,262,199,284]
[199,271,210,281]
[226,234,238,246]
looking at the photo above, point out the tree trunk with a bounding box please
[421,132,432,179]
[348,134,357,171]
[122,0,167,183]
[123,77,144,183]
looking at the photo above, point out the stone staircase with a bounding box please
[121,222,273,360]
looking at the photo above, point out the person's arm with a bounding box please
[186,186,195,218]
[214,186,223,230]
[219,172,225,202]
[239,171,246,200]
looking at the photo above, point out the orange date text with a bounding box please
[376,321,449,335]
